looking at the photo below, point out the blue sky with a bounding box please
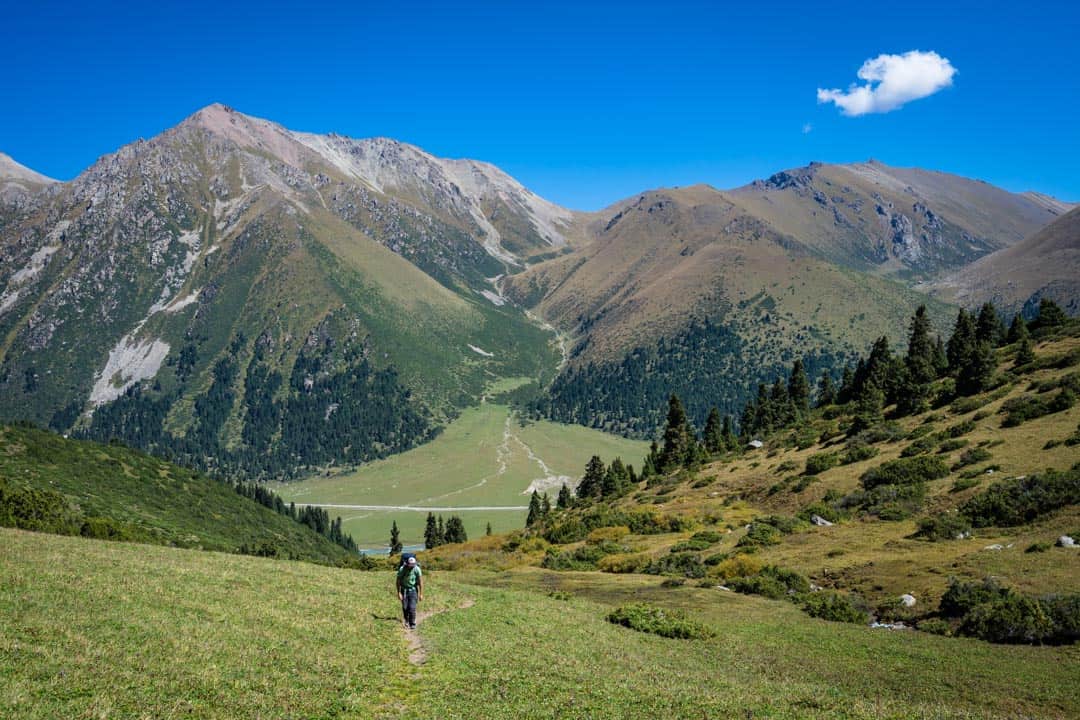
[3,0,1077,210]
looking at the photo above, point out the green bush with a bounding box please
[606,603,714,640]
[900,437,936,457]
[950,476,981,493]
[1025,542,1052,553]
[939,420,976,439]
[915,513,972,541]
[961,465,1080,527]
[841,482,927,520]
[0,479,81,535]
[805,452,840,475]
[729,565,810,600]
[840,444,879,465]
[690,530,723,544]
[917,618,952,636]
[802,592,869,624]
[669,539,712,553]
[959,595,1054,644]
[1041,595,1080,644]
[645,552,706,578]
[936,439,968,454]
[860,456,950,490]
[939,578,1009,618]
[952,447,992,471]
[799,501,845,524]
[1000,389,1076,427]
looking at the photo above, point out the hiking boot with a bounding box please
[409,623,417,629]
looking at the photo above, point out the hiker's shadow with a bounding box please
[370,612,400,622]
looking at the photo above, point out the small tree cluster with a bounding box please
[424,512,468,548]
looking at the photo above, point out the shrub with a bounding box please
[950,476,981,493]
[710,554,764,580]
[791,475,819,493]
[799,501,844,524]
[542,544,614,571]
[841,482,927,520]
[940,420,976,438]
[860,456,950,490]
[736,522,781,548]
[959,595,1054,644]
[660,577,686,588]
[645,552,706,578]
[936,439,968,454]
[669,539,712,553]
[728,566,809,600]
[79,516,145,542]
[587,526,630,544]
[952,447,992,471]
[901,437,936,457]
[915,513,972,541]
[805,452,840,475]
[598,552,651,574]
[802,592,869,624]
[1041,594,1080,644]
[606,603,714,640]
[840,444,879,465]
[690,530,723,544]
[775,459,799,474]
[961,465,1080,527]
[1000,389,1076,427]
[940,578,1009,618]
[1025,542,1051,553]
[0,479,81,535]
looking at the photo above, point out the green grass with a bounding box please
[273,403,648,547]
[5,530,1076,719]
[0,424,349,563]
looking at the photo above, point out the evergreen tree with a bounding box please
[1007,313,1029,344]
[932,336,949,377]
[849,384,884,435]
[816,371,836,408]
[541,492,551,516]
[721,415,738,450]
[486,522,492,536]
[602,457,630,497]
[905,305,937,385]
[659,394,694,471]
[444,516,467,544]
[526,490,542,527]
[976,303,1006,346]
[947,309,977,376]
[1031,298,1068,331]
[1015,335,1035,366]
[389,520,402,555]
[837,366,856,405]
[424,512,440,549]
[957,340,996,396]
[557,482,572,509]
[641,441,660,478]
[788,359,810,415]
[577,455,606,499]
[703,407,724,453]
[437,515,445,545]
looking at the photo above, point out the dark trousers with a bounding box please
[401,588,418,626]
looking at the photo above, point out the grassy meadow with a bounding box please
[273,401,648,547]
[3,528,1077,719]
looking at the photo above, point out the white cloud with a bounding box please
[802,123,813,134]
[817,50,956,116]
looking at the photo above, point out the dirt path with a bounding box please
[405,598,475,666]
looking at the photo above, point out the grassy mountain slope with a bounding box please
[505,185,957,432]
[3,528,1077,719]
[0,423,351,563]
[930,206,1080,318]
[0,106,563,476]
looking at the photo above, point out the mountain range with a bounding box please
[1,105,1075,469]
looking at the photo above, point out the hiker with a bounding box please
[396,555,423,629]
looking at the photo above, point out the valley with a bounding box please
[274,397,648,547]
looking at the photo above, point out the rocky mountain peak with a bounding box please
[0,152,58,185]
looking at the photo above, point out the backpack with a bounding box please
[397,552,418,571]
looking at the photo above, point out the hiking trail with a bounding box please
[405,598,476,666]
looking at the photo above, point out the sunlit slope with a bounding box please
[274,402,649,546]
[3,530,1077,719]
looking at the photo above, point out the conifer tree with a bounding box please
[444,516,467,544]
[721,415,738,450]
[957,340,996,396]
[849,384,884,435]
[703,407,724,453]
[486,522,492,536]
[816,371,836,408]
[557,482,572,509]
[905,305,937,385]
[1015,335,1035,366]
[659,394,694,471]
[437,515,445,545]
[424,512,440,549]
[932,336,949,376]
[541,492,551,516]
[947,309,977,376]
[602,457,630,497]
[577,455,606,499]
[1031,298,1068,331]
[389,520,402,555]
[526,490,542,527]
[837,366,856,405]
[976,303,1006,346]
[788,359,810,415]
[1007,313,1029,344]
